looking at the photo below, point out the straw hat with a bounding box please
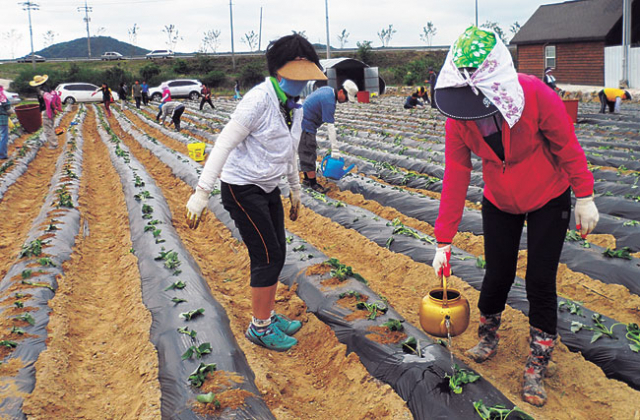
[277,58,327,81]
[29,74,49,87]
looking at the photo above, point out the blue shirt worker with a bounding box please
[299,79,358,192]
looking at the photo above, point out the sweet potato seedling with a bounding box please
[178,326,197,339]
[11,327,26,335]
[382,318,404,332]
[164,281,186,291]
[14,301,24,308]
[181,308,205,321]
[0,340,18,348]
[559,299,584,317]
[171,297,188,304]
[356,301,388,320]
[602,247,632,260]
[181,343,212,360]
[445,364,480,394]
[196,392,221,408]
[19,239,44,258]
[401,336,422,357]
[21,270,32,279]
[188,362,217,388]
[15,313,35,326]
[627,323,640,352]
[571,313,625,343]
[37,257,56,267]
[325,258,368,284]
[21,279,55,292]
[473,400,533,420]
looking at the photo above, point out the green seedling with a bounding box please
[14,293,25,299]
[293,244,306,252]
[171,297,188,304]
[133,175,145,187]
[626,323,640,352]
[571,313,625,343]
[476,256,486,269]
[19,239,44,258]
[473,400,533,420]
[338,290,365,300]
[401,336,422,357]
[445,364,480,394]
[15,313,36,326]
[46,219,59,232]
[21,270,32,279]
[325,258,368,285]
[164,281,186,291]
[623,220,640,227]
[37,257,56,267]
[155,249,181,270]
[188,362,217,388]
[21,279,55,291]
[602,247,632,260]
[181,308,205,321]
[14,301,24,308]
[142,204,154,219]
[177,326,197,339]
[559,299,584,317]
[382,318,404,332]
[285,236,294,244]
[386,218,435,244]
[134,191,153,201]
[10,326,26,335]
[181,342,212,360]
[356,301,388,320]
[55,185,74,208]
[196,392,221,407]
[0,340,18,348]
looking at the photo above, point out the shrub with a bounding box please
[104,65,132,88]
[195,54,215,73]
[202,70,227,88]
[10,68,65,96]
[172,58,191,75]
[356,41,373,65]
[139,63,161,83]
[239,62,266,89]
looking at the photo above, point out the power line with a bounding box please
[19,1,39,70]
[77,0,93,58]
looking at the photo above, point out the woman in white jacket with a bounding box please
[185,34,327,351]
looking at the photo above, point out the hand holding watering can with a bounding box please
[320,123,355,180]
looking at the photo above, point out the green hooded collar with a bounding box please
[269,77,288,105]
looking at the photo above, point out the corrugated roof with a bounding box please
[510,0,622,45]
[319,57,369,71]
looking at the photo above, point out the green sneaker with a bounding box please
[246,323,297,351]
[271,313,302,336]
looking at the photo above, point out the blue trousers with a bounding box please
[0,125,8,159]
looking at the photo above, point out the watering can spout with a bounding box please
[321,155,355,180]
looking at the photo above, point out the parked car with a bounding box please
[145,49,174,59]
[101,51,123,61]
[148,79,202,101]
[4,91,21,105]
[55,83,119,105]
[17,54,46,63]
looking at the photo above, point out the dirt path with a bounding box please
[22,107,162,419]
[0,108,78,280]
[107,114,412,419]
[283,188,640,420]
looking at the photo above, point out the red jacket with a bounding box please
[434,74,593,243]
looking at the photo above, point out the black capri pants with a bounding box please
[298,130,318,172]
[221,181,286,288]
[478,188,571,335]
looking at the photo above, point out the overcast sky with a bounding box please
[2,0,555,58]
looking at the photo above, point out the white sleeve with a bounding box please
[614,97,622,113]
[327,123,338,152]
[286,149,301,193]
[197,119,250,192]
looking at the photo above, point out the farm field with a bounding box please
[0,94,639,420]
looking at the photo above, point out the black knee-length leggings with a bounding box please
[478,188,571,335]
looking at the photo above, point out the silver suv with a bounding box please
[146,49,174,59]
[101,51,123,61]
[148,79,202,101]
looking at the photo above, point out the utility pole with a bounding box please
[229,0,235,70]
[621,0,631,86]
[324,0,331,58]
[475,0,478,27]
[258,6,263,52]
[77,0,93,58]
[19,1,39,70]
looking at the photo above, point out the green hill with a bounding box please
[36,36,150,58]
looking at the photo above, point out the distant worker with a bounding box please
[156,83,172,121]
[158,100,185,132]
[30,75,60,149]
[199,83,215,110]
[427,66,438,108]
[141,80,149,106]
[404,92,424,109]
[299,79,358,192]
[91,83,115,118]
[118,82,128,108]
[416,86,430,104]
[132,80,143,109]
[543,67,563,95]
[234,80,242,100]
[598,88,631,114]
[0,86,14,160]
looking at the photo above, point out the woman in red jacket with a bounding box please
[431,27,599,407]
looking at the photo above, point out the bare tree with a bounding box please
[481,21,507,44]
[292,30,307,39]
[128,23,139,56]
[242,30,258,52]
[2,30,23,59]
[43,30,58,48]
[377,24,397,47]
[95,27,106,36]
[201,29,221,53]
[509,21,521,42]
[337,29,349,49]
[419,22,437,46]
[163,24,182,51]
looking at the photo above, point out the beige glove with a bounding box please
[327,123,338,154]
[289,189,301,221]
[575,195,599,238]
[185,186,210,229]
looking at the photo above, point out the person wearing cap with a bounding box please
[30,75,59,149]
[184,34,327,352]
[598,88,631,114]
[431,26,598,407]
[427,67,438,108]
[158,100,185,132]
[542,67,562,95]
[403,92,425,109]
[298,79,357,192]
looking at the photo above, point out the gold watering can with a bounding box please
[419,275,470,337]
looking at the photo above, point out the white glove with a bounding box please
[432,244,452,277]
[327,123,339,155]
[186,186,210,229]
[575,195,599,238]
[289,189,301,221]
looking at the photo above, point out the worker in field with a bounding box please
[403,92,425,109]
[542,67,563,95]
[30,75,61,149]
[598,87,631,114]
[298,79,358,192]
[427,67,438,108]
[431,26,598,407]
[158,101,185,132]
[185,34,327,352]
[416,86,430,104]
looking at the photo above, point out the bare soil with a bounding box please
[22,107,161,419]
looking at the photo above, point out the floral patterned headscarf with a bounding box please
[436,26,524,128]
